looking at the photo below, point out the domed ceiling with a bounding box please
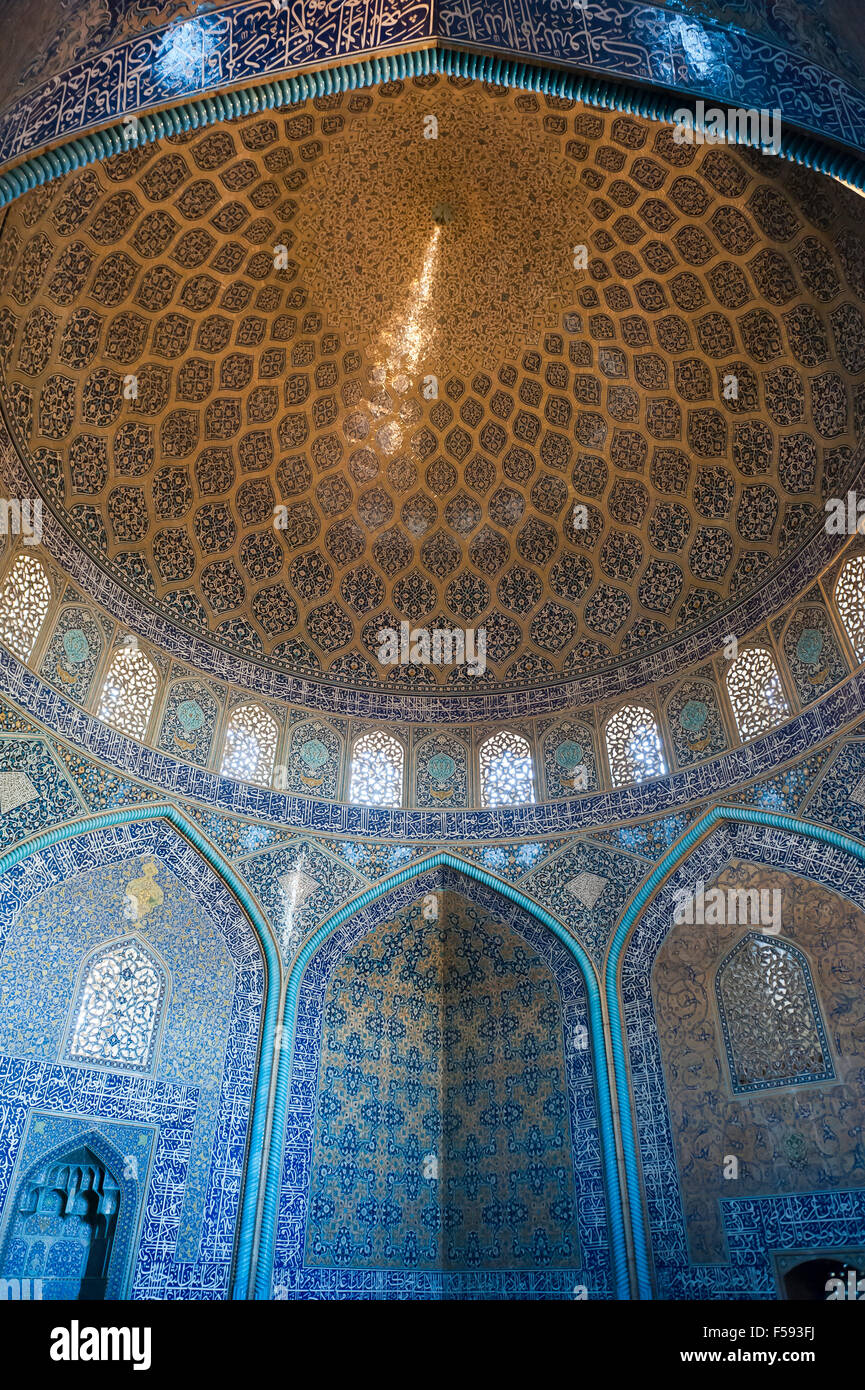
[0,77,864,694]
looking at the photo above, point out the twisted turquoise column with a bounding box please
[0,802,281,1302]
[1,45,863,206]
[604,803,865,1302]
[252,851,633,1300]
[3,799,859,1302]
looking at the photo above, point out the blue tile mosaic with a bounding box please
[309,836,423,881]
[0,819,265,1298]
[185,806,293,859]
[525,838,648,964]
[2,653,865,841]
[49,740,161,813]
[2,0,864,176]
[588,813,699,860]
[156,677,222,769]
[0,0,436,166]
[0,733,85,847]
[731,746,835,812]
[38,604,105,707]
[439,0,865,151]
[273,865,612,1300]
[454,838,573,882]
[304,896,581,1273]
[238,837,363,961]
[0,1111,155,1300]
[800,738,865,834]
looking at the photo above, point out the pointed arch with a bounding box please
[63,933,171,1074]
[221,702,279,786]
[255,850,630,1302]
[725,645,788,740]
[835,553,865,660]
[607,804,865,1301]
[97,644,159,738]
[605,703,666,787]
[0,1127,138,1301]
[0,551,52,660]
[0,802,281,1302]
[348,730,405,807]
[478,730,535,806]
[715,931,833,1093]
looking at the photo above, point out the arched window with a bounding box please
[835,554,865,660]
[348,731,404,807]
[605,704,666,787]
[725,646,788,740]
[0,552,51,659]
[479,730,535,807]
[220,702,279,785]
[716,933,833,1092]
[97,644,159,738]
[65,937,167,1073]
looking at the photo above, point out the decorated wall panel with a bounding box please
[156,675,221,766]
[540,718,598,798]
[0,822,265,1298]
[625,825,865,1296]
[238,838,361,961]
[278,715,343,799]
[652,859,865,1266]
[275,876,611,1298]
[0,731,84,848]
[413,729,470,808]
[38,601,105,703]
[663,677,728,768]
[780,599,850,707]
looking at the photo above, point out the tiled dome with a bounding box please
[1,78,863,695]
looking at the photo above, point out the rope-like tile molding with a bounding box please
[1,45,863,210]
[605,804,865,1299]
[260,850,632,1300]
[0,801,282,1302]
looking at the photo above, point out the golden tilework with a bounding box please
[654,861,865,1265]
[0,78,863,693]
[305,892,580,1272]
[292,83,590,372]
